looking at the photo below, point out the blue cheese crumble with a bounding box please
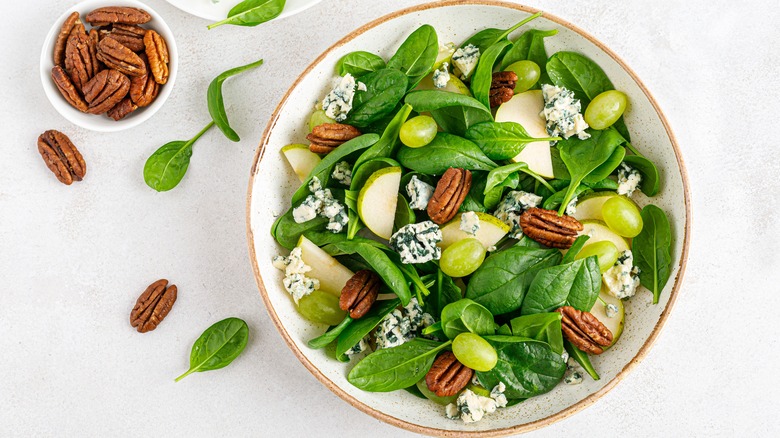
[493,190,542,238]
[375,298,434,349]
[272,247,319,303]
[445,383,507,423]
[331,161,352,186]
[565,371,583,385]
[565,196,578,216]
[321,73,366,122]
[606,303,619,318]
[432,62,451,88]
[460,211,480,235]
[345,336,369,358]
[406,176,435,210]
[292,177,349,233]
[390,221,442,264]
[541,84,590,141]
[451,44,480,80]
[617,163,642,197]
[603,250,641,299]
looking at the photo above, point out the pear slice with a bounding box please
[590,289,625,349]
[439,212,510,249]
[495,90,554,178]
[281,144,321,182]
[579,220,630,253]
[297,236,354,296]
[573,191,618,222]
[357,166,401,239]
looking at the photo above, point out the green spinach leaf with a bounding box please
[465,121,558,161]
[565,339,599,380]
[347,69,408,127]
[425,269,463,318]
[387,24,439,89]
[471,39,512,109]
[207,59,264,142]
[623,154,660,196]
[584,145,626,184]
[476,336,566,398]
[561,235,590,264]
[175,317,248,381]
[271,207,328,250]
[308,315,353,349]
[336,51,386,78]
[440,298,495,340]
[328,241,412,305]
[509,313,564,354]
[208,0,285,29]
[521,257,601,314]
[501,29,558,85]
[335,299,400,359]
[632,204,672,304]
[459,12,542,52]
[397,133,497,174]
[354,104,412,169]
[404,90,493,136]
[144,122,215,192]
[347,338,450,392]
[394,194,416,232]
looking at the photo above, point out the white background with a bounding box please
[1,0,778,436]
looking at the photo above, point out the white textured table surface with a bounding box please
[2,0,778,436]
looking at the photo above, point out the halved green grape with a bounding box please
[584,90,628,130]
[452,333,497,372]
[602,196,643,238]
[308,109,336,132]
[575,240,619,272]
[504,60,541,94]
[399,115,438,148]
[297,290,346,326]
[416,380,458,405]
[439,238,486,278]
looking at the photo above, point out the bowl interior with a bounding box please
[40,0,177,132]
[247,2,689,435]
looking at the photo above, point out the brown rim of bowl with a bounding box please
[246,1,691,436]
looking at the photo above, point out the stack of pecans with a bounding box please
[51,6,169,121]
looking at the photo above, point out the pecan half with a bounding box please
[129,55,159,107]
[425,351,473,397]
[144,30,169,84]
[86,7,151,26]
[490,71,517,107]
[101,24,147,52]
[556,306,613,355]
[130,279,177,333]
[427,168,472,224]
[107,97,138,121]
[339,270,380,319]
[65,29,99,91]
[97,37,146,77]
[519,207,583,249]
[37,130,86,185]
[83,69,130,114]
[51,66,88,112]
[53,12,81,66]
[306,123,362,154]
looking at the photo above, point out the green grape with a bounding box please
[439,238,486,278]
[297,290,346,326]
[584,90,628,130]
[504,60,541,93]
[308,109,335,133]
[416,380,458,405]
[575,240,619,272]
[399,116,438,148]
[452,333,497,372]
[602,196,643,238]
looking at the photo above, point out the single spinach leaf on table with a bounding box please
[520,256,601,315]
[458,12,542,52]
[207,0,285,29]
[466,246,562,315]
[347,69,408,127]
[465,121,558,161]
[440,298,496,340]
[470,39,512,110]
[175,317,249,381]
[623,154,660,196]
[509,313,564,354]
[632,204,673,304]
[144,122,215,192]
[404,90,493,136]
[354,104,412,169]
[347,338,451,392]
[501,29,558,86]
[207,59,264,142]
[336,51,386,77]
[328,241,412,305]
[565,339,599,380]
[386,24,439,89]
[335,299,400,359]
[397,133,497,175]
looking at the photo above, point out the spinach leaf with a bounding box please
[466,246,562,315]
[397,133,497,174]
[484,162,528,194]
[541,184,591,211]
[521,257,601,315]
[328,241,412,305]
[501,29,558,85]
[271,207,328,250]
[175,317,248,381]
[308,315,353,349]
[465,121,558,161]
[383,250,432,304]
[387,24,439,89]
[440,298,495,340]
[632,205,673,304]
[584,177,619,191]
[347,338,450,392]
[335,299,399,359]
[350,157,399,191]
[483,172,519,210]
[509,313,564,354]
[471,39,512,110]
[336,51,386,78]
[623,154,660,196]
[404,90,493,136]
[476,336,566,398]
[394,194,416,232]
[425,269,463,318]
[459,171,488,213]
[144,122,215,192]
[305,231,388,252]
[583,145,626,184]
[561,235,590,264]
[207,0,285,29]
[354,104,412,169]
[207,59,264,142]
[565,339,599,380]
[347,69,408,127]
[546,51,613,107]
[459,12,542,52]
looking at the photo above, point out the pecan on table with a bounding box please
[37,130,86,185]
[144,30,169,84]
[519,207,583,249]
[556,306,613,355]
[65,28,99,91]
[107,97,137,121]
[306,123,362,154]
[129,56,159,107]
[83,69,130,115]
[490,71,518,107]
[51,66,88,112]
[53,11,81,66]
[85,6,151,26]
[96,37,146,77]
[101,24,146,52]
[130,279,177,333]
[339,270,380,319]
[425,351,473,397]
[427,168,472,225]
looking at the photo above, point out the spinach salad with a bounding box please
[270,13,673,424]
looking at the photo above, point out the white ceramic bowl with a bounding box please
[164,0,323,22]
[247,1,691,435]
[40,0,177,132]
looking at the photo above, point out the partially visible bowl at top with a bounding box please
[40,0,177,132]
[163,0,323,22]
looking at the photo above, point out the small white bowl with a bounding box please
[40,0,177,132]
